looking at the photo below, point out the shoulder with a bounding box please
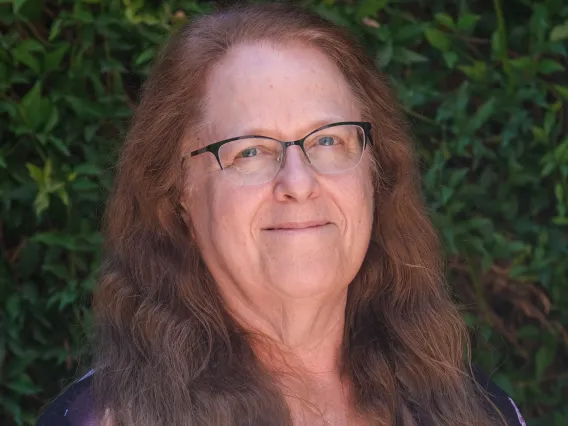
[36,367,526,426]
[473,366,526,426]
[36,370,96,426]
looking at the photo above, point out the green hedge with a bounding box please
[1,0,567,424]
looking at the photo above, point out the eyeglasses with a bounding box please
[184,121,372,186]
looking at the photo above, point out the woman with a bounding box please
[37,3,526,426]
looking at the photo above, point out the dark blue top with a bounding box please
[36,368,526,426]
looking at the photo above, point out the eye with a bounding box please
[318,136,336,146]
[238,147,258,158]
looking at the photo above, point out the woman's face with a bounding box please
[185,43,374,301]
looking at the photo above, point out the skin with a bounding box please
[184,42,374,425]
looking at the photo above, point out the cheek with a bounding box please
[340,168,374,243]
[207,181,264,243]
[348,166,374,214]
[361,162,375,216]
[187,184,254,265]
[185,154,263,242]
[352,185,374,228]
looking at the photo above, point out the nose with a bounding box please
[273,145,319,202]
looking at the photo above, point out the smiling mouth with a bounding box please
[263,221,331,231]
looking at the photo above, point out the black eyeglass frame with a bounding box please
[184,121,373,171]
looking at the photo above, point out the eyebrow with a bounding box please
[227,116,354,140]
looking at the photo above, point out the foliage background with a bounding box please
[1,0,567,424]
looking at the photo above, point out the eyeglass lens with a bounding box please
[217,124,366,185]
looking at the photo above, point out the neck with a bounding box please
[221,285,348,375]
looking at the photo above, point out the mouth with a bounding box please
[263,221,331,231]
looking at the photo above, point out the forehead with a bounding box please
[202,42,360,141]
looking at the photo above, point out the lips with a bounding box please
[263,220,331,230]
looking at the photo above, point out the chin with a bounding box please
[269,271,348,298]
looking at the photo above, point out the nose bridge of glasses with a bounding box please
[282,139,311,164]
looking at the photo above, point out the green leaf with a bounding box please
[44,158,53,186]
[541,161,556,177]
[135,48,156,66]
[49,18,64,41]
[424,27,451,51]
[553,85,568,100]
[458,61,487,81]
[535,346,555,379]
[552,216,568,225]
[550,21,568,42]
[434,13,454,29]
[491,30,506,58]
[57,187,70,207]
[34,191,50,216]
[555,182,565,204]
[469,99,496,132]
[19,82,45,129]
[544,110,556,136]
[65,96,105,119]
[18,242,40,278]
[11,40,43,73]
[12,0,28,14]
[6,294,20,320]
[554,138,568,162]
[84,124,99,142]
[6,374,41,395]
[457,13,480,31]
[0,395,23,424]
[440,186,453,204]
[15,0,42,19]
[49,136,70,157]
[376,42,393,68]
[530,4,549,42]
[44,106,60,134]
[532,126,547,143]
[74,163,101,176]
[26,163,43,183]
[73,5,94,23]
[32,232,78,250]
[44,43,69,73]
[42,264,70,280]
[443,51,458,68]
[356,0,388,20]
[313,4,353,28]
[393,24,426,42]
[393,47,428,64]
[538,59,565,74]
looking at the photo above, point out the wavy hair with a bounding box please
[93,3,504,425]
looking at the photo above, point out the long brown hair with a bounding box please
[94,3,503,425]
